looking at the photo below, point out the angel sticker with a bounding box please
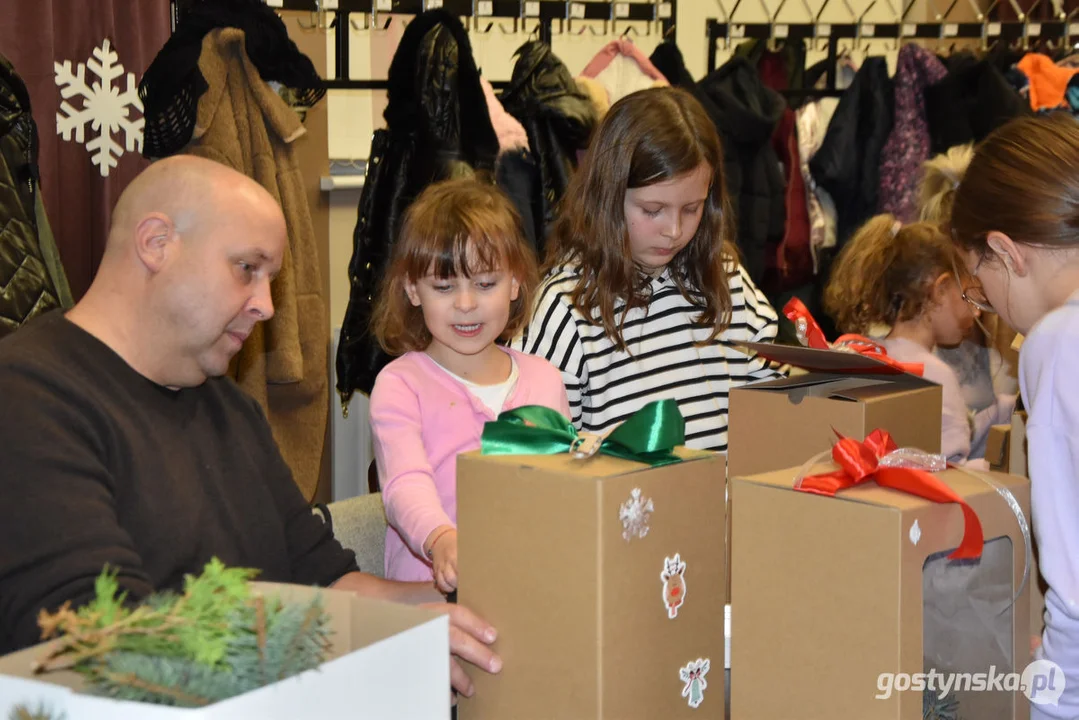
[679,658,711,709]
[660,553,687,619]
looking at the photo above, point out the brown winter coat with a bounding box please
[186,28,327,500]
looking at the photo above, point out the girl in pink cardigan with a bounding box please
[369,177,570,593]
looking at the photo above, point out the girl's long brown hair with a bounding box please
[544,86,738,350]
[372,176,538,355]
[951,112,1079,255]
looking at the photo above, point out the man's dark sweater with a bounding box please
[0,313,358,653]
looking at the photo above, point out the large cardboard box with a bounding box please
[731,464,1032,720]
[1011,410,1029,478]
[457,449,726,719]
[928,421,1046,643]
[0,583,449,719]
[987,411,1029,478]
[725,342,943,606]
[988,414,1042,642]
[728,342,943,479]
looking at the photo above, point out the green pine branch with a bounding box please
[923,686,961,720]
[31,559,331,707]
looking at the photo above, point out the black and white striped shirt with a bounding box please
[513,262,782,452]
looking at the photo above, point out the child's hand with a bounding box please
[427,525,458,594]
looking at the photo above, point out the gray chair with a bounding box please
[313,492,387,578]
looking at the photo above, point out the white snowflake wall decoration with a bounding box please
[619,488,654,542]
[55,39,144,177]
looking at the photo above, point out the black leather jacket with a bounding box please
[0,54,61,340]
[335,10,500,405]
[500,41,596,249]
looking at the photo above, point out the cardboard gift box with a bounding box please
[725,342,943,606]
[0,582,449,719]
[1007,404,1042,637]
[731,442,1032,720]
[457,424,727,720]
[989,413,1044,640]
[728,342,943,479]
[1011,410,1029,478]
[987,411,1029,478]
[987,424,1012,472]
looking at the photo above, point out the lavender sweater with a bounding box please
[1023,293,1079,720]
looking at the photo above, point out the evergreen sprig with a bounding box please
[923,687,961,720]
[32,559,331,707]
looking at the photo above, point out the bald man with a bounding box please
[0,156,500,698]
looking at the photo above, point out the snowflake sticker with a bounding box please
[909,519,922,546]
[55,38,144,177]
[619,487,654,542]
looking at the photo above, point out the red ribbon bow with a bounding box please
[798,429,984,560]
[782,298,925,377]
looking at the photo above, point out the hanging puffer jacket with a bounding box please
[0,54,70,340]
[335,10,500,405]
[499,41,597,248]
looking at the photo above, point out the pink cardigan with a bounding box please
[370,348,570,582]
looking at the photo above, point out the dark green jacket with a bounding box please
[0,53,71,340]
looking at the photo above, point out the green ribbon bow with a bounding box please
[480,399,686,467]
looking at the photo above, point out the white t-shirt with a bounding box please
[432,356,520,416]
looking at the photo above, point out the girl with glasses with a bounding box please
[950,112,1079,720]
[920,145,1021,458]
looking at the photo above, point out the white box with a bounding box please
[0,583,449,719]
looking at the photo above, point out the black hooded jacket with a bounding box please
[499,41,596,249]
[924,57,1030,156]
[335,10,500,404]
[698,56,786,285]
[650,41,694,89]
[809,57,894,249]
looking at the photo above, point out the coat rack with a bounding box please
[708,17,1079,94]
[706,0,1079,94]
[171,0,678,91]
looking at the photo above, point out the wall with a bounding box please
[319,0,985,329]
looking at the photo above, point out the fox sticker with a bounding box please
[661,553,687,619]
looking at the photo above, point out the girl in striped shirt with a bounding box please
[515,87,782,452]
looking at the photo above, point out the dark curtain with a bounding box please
[0,1,171,300]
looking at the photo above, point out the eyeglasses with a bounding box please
[952,254,994,314]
